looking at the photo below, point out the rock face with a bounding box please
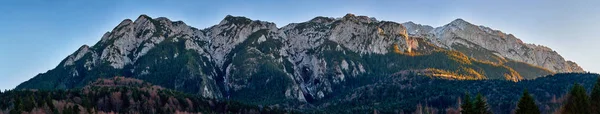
[402,19,584,73]
[207,15,278,68]
[16,14,582,106]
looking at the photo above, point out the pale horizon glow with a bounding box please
[1,0,599,90]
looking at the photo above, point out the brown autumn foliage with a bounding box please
[0,76,290,114]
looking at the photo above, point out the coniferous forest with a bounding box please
[1,73,599,113]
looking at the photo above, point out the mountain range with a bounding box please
[13,13,590,113]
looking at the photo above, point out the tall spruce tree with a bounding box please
[590,78,600,114]
[474,93,492,114]
[562,83,591,114]
[515,89,540,114]
[461,93,475,114]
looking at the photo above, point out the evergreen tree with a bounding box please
[46,94,56,113]
[73,105,81,114]
[461,93,475,114]
[122,90,130,112]
[515,89,540,114]
[474,93,492,114]
[11,95,23,114]
[590,78,600,113]
[562,83,591,114]
[63,106,72,114]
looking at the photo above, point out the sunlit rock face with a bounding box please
[403,19,584,73]
[277,13,412,101]
[50,13,416,102]
[17,13,583,104]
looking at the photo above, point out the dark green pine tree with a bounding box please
[73,105,81,114]
[515,89,540,114]
[562,83,591,114]
[474,93,492,114]
[590,78,600,114]
[63,106,73,114]
[10,95,23,114]
[461,93,475,114]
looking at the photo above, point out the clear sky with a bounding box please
[1,0,599,90]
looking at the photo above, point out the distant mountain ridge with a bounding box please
[16,13,581,108]
[402,19,583,73]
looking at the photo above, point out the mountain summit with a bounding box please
[16,13,582,109]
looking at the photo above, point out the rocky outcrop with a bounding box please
[402,21,434,38]
[98,15,160,69]
[330,14,406,54]
[403,19,584,73]
[206,15,278,68]
[277,14,415,101]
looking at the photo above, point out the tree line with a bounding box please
[460,77,600,114]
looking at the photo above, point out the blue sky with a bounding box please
[1,0,599,90]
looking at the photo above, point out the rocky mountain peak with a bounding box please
[94,14,167,69]
[327,15,406,54]
[216,15,277,30]
[403,18,584,73]
[79,44,90,50]
[401,21,434,37]
[445,18,475,30]
[309,16,336,23]
[116,19,133,29]
[134,14,152,23]
[207,15,278,68]
[219,15,253,26]
[342,13,356,18]
[154,17,171,22]
[449,18,469,25]
[403,21,416,25]
[62,44,98,69]
[341,13,378,23]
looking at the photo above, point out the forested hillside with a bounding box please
[0,77,292,114]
